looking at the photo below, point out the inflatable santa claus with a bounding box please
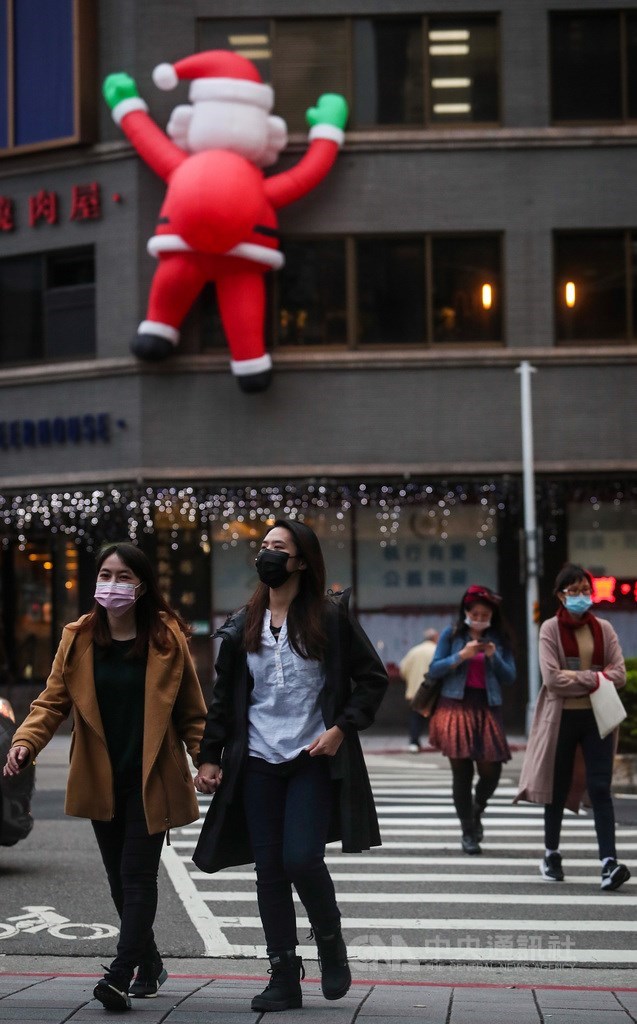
[103,50,348,392]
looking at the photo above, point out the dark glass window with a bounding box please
[627,14,637,119]
[357,238,425,343]
[276,240,346,345]
[198,15,499,129]
[0,255,42,363]
[196,18,272,89]
[269,233,501,349]
[555,233,627,342]
[428,17,499,124]
[0,247,95,364]
[551,13,622,122]
[273,20,348,133]
[432,236,502,343]
[353,19,423,127]
[0,0,95,155]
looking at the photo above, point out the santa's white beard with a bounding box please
[187,100,275,164]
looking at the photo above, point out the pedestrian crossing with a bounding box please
[161,752,637,966]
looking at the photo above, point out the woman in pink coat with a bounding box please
[516,564,629,891]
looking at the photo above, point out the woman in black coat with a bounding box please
[193,518,388,1014]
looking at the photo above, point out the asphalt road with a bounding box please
[1,735,637,968]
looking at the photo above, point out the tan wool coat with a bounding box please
[515,615,626,813]
[12,614,207,834]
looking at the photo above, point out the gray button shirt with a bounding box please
[246,611,327,764]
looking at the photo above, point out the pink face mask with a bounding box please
[94,581,141,617]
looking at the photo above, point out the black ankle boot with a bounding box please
[250,950,304,1012]
[473,802,485,843]
[460,819,481,855]
[315,929,351,1000]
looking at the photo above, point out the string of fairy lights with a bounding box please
[0,478,633,553]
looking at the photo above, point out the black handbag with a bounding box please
[411,672,443,718]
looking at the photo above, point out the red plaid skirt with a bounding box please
[428,687,511,762]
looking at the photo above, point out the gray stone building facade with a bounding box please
[1,0,637,726]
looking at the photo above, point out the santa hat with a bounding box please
[153,49,274,111]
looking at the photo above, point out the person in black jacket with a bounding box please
[193,518,388,1013]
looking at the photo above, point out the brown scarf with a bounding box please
[557,605,605,666]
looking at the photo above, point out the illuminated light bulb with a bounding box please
[565,281,576,308]
[481,283,493,309]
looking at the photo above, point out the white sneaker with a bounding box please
[407,743,420,753]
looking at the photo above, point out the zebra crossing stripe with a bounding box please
[215,915,634,932]
[197,891,637,906]
[187,870,611,884]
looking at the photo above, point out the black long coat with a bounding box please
[192,593,389,873]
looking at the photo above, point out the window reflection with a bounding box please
[428,17,499,124]
[432,236,502,343]
[357,238,425,344]
[353,18,423,126]
[555,233,626,342]
[551,13,622,123]
[276,240,346,345]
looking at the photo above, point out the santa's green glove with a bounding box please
[306,94,349,132]
[103,73,148,124]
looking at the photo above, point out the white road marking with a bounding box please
[216,915,633,932]
[160,843,233,956]
[198,890,636,906]
[188,870,612,884]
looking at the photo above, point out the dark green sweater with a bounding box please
[94,639,147,782]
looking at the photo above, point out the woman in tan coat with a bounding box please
[3,542,206,1011]
[515,563,628,891]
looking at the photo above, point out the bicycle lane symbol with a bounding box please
[0,906,119,940]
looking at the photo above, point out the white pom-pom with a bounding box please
[153,63,178,90]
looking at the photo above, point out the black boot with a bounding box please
[315,929,351,1000]
[473,802,485,843]
[460,819,481,855]
[250,950,304,1012]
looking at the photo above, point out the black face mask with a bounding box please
[255,548,296,589]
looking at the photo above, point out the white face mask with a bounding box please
[465,615,491,632]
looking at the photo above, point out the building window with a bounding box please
[554,232,628,342]
[0,247,95,365]
[550,11,637,123]
[0,0,95,155]
[268,233,502,349]
[198,15,500,130]
[432,235,502,343]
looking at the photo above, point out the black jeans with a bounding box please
[449,758,502,822]
[92,782,165,984]
[544,708,616,860]
[243,752,341,954]
[408,709,426,745]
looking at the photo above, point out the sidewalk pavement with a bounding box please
[2,957,637,1024]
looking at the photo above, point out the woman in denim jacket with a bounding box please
[428,585,516,854]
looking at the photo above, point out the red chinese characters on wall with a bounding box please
[0,182,104,231]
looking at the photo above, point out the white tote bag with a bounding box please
[590,672,627,740]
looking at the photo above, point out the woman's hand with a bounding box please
[194,763,223,794]
[307,725,344,757]
[458,640,485,661]
[482,641,496,658]
[3,745,30,777]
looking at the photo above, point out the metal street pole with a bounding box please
[516,361,540,735]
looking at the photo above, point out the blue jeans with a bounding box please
[243,751,341,954]
[544,708,616,860]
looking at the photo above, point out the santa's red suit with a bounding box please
[107,51,345,391]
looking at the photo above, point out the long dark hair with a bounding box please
[451,584,512,648]
[243,519,327,660]
[71,542,191,655]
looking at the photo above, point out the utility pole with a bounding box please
[516,361,540,735]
